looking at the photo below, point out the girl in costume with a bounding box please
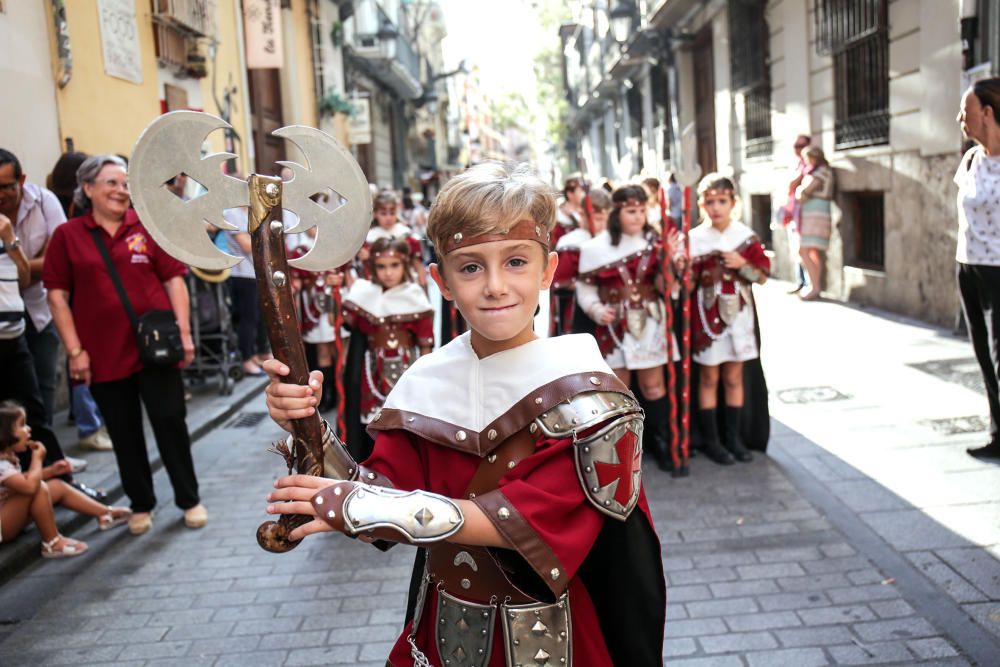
[689,174,770,465]
[363,191,427,288]
[342,237,434,460]
[576,184,683,471]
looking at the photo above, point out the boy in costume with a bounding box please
[689,174,770,464]
[263,162,666,666]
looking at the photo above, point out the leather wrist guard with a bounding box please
[311,421,359,481]
[311,481,464,544]
[737,264,763,283]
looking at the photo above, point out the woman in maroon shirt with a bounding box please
[42,155,206,535]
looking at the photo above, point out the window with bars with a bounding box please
[729,0,772,158]
[968,0,1000,73]
[815,0,889,149]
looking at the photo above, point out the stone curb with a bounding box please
[0,377,269,587]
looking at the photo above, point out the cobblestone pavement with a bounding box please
[0,282,998,665]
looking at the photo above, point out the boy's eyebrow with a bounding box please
[448,242,535,263]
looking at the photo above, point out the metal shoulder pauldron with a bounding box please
[534,391,644,520]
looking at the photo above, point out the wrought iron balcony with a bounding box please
[347,3,422,100]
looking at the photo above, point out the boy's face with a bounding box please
[700,189,735,226]
[592,208,609,234]
[619,204,646,236]
[375,205,397,229]
[374,255,406,288]
[431,236,558,354]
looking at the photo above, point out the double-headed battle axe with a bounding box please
[130,111,371,553]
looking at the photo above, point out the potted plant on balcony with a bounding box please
[318,90,356,146]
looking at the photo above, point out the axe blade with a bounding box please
[130,110,248,271]
[273,125,372,272]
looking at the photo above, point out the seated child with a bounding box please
[0,401,130,558]
[262,162,666,666]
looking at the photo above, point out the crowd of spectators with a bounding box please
[0,147,207,552]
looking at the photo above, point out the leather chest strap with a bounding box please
[463,428,538,499]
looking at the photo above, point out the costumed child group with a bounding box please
[256,161,771,666]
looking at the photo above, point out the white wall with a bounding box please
[0,3,63,182]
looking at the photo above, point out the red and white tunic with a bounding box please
[343,280,434,424]
[365,332,663,666]
[288,244,347,344]
[551,208,580,248]
[576,231,674,370]
[552,227,592,290]
[689,220,770,365]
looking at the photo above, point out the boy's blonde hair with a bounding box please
[427,162,556,255]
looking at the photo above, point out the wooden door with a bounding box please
[248,68,285,175]
[691,27,717,175]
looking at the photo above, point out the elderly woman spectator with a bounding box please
[956,77,1000,461]
[42,155,207,534]
[795,146,835,301]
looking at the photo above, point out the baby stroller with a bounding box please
[184,267,243,395]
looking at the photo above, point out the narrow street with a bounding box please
[0,280,997,666]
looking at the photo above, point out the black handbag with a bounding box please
[89,228,184,367]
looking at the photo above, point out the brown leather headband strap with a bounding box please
[443,218,551,255]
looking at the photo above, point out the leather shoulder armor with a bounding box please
[534,391,644,521]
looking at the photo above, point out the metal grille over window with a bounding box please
[729,0,772,158]
[815,0,890,149]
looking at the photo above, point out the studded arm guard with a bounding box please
[737,264,764,284]
[535,390,645,521]
[311,481,464,545]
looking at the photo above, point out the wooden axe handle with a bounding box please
[249,174,325,553]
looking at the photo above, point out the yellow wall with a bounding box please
[289,0,318,128]
[45,0,162,159]
[44,1,254,175]
[198,0,253,175]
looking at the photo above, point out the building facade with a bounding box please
[561,0,1000,326]
[0,1,451,198]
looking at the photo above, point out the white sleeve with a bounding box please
[575,281,603,322]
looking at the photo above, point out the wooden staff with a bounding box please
[331,283,347,439]
[679,185,694,472]
[660,187,681,471]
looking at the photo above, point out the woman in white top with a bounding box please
[955,77,1000,461]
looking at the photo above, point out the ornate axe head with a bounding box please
[129,110,371,272]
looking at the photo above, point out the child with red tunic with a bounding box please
[363,191,426,288]
[551,188,610,336]
[341,237,433,460]
[263,163,665,666]
[575,184,684,472]
[689,174,770,465]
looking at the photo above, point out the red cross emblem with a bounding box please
[594,430,641,507]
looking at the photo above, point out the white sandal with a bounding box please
[97,507,132,531]
[41,535,88,559]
